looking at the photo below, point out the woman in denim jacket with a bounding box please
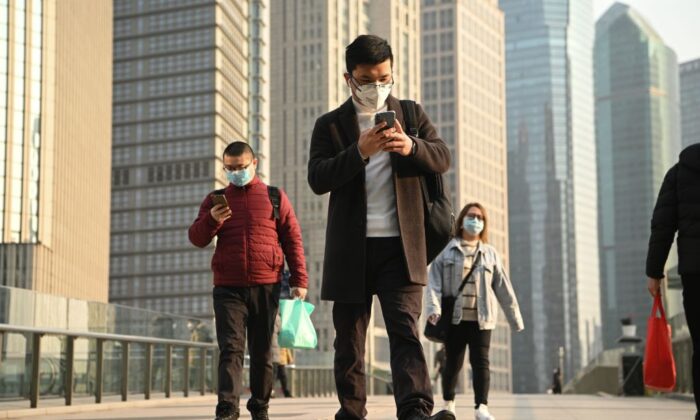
[425,203,524,420]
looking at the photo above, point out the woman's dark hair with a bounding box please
[455,202,489,243]
[223,141,255,159]
[345,35,393,74]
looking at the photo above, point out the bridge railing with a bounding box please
[0,323,219,408]
[0,323,396,411]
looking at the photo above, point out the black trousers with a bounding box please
[683,275,700,418]
[441,321,492,408]
[213,284,280,414]
[333,237,433,420]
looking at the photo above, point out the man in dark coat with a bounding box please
[646,143,700,419]
[308,35,452,420]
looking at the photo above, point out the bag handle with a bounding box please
[456,251,482,294]
[650,294,667,321]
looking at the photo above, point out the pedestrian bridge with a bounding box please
[1,393,694,419]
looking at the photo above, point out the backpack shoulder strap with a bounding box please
[400,99,419,137]
[267,185,281,220]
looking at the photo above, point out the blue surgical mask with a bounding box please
[463,217,484,236]
[227,165,255,187]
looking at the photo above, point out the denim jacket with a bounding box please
[424,238,524,331]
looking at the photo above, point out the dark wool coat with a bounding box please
[308,96,450,303]
[647,143,700,278]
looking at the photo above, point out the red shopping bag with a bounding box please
[643,294,676,392]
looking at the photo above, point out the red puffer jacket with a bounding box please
[188,177,308,288]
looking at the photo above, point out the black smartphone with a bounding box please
[374,110,396,131]
[211,194,229,208]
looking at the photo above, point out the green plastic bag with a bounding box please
[278,299,318,349]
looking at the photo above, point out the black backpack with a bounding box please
[400,100,455,263]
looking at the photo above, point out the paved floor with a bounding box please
[8,393,695,420]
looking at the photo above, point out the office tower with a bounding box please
[596,3,681,348]
[270,0,420,371]
[421,0,512,392]
[0,0,112,302]
[500,0,602,392]
[681,58,700,149]
[110,0,269,317]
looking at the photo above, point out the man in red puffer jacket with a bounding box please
[189,141,308,420]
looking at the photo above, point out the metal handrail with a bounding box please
[0,323,218,409]
[0,324,217,348]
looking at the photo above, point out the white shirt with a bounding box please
[352,98,400,238]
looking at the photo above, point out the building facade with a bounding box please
[595,3,681,349]
[270,0,420,374]
[680,58,700,149]
[421,0,512,392]
[0,0,112,302]
[110,0,269,317]
[500,0,602,392]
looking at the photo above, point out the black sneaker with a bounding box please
[404,410,456,420]
[215,401,239,420]
[250,409,269,420]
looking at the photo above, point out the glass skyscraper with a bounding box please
[681,58,700,149]
[500,0,602,392]
[595,3,681,349]
[0,0,112,301]
[110,0,269,317]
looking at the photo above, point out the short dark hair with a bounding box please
[345,35,393,74]
[223,141,255,159]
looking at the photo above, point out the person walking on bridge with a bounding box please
[308,35,453,420]
[189,141,308,420]
[646,143,700,420]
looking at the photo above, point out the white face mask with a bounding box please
[349,78,392,110]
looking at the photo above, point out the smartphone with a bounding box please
[374,110,396,131]
[211,194,229,208]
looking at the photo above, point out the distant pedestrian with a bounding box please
[277,347,294,398]
[271,313,293,398]
[433,346,446,391]
[551,368,562,394]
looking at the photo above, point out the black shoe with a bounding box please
[251,409,270,420]
[215,401,239,420]
[404,410,456,420]
[431,410,457,420]
[283,390,292,398]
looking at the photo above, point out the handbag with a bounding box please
[424,251,482,343]
[399,100,455,263]
[643,294,676,392]
[278,299,318,349]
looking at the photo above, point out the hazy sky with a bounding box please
[593,0,700,62]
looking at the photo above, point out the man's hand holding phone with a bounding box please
[358,122,394,159]
[382,119,414,156]
[210,194,232,223]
